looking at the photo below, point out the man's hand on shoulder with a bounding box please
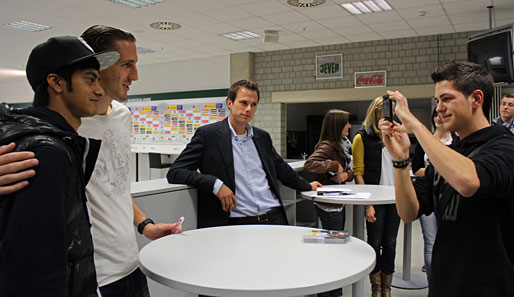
[310,181,322,190]
[217,184,237,213]
[0,143,39,196]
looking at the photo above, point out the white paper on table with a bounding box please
[315,192,372,199]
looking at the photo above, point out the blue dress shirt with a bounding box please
[213,120,280,217]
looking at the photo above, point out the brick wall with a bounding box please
[252,31,474,155]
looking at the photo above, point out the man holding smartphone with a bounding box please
[380,61,514,296]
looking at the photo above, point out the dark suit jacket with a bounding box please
[167,118,312,228]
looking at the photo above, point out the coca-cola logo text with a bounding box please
[356,74,384,86]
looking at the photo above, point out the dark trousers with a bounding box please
[227,207,288,226]
[99,267,149,297]
[366,204,401,275]
[315,205,345,297]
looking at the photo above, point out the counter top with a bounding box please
[131,178,192,197]
[131,160,305,197]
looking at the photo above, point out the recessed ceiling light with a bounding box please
[4,21,50,32]
[374,0,392,10]
[363,1,381,12]
[221,31,261,41]
[107,0,164,8]
[149,21,181,31]
[286,0,326,8]
[341,3,362,14]
[341,0,392,15]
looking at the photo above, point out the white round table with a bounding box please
[301,184,396,240]
[139,225,375,297]
[301,184,427,293]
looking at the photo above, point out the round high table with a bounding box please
[301,184,396,297]
[139,225,375,297]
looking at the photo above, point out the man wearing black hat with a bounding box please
[0,36,119,297]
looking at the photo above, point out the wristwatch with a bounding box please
[137,218,154,234]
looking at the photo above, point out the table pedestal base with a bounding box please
[392,272,428,289]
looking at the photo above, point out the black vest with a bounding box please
[358,127,382,185]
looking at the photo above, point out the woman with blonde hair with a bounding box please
[352,97,400,297]
[304,109,353,297]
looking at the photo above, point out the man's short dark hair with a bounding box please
[431,60,494,117]
[33,58,99,107]
[503,93,514,99]
[81,25,136,52]
[227,80,260,102]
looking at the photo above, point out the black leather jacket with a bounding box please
[0,103,98,297]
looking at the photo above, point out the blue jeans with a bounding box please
[420,213,437,297]
[99,267,150,297]
[366,204,401,275]
[315,205,346,231]
[315,205,345,297]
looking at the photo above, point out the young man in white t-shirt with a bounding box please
[78,25,182,297]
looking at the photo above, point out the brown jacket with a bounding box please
[304,140,353,185]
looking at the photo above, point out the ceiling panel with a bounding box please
[345,32,382,42]
[368,21,412,33]
[415,25,455,36]
[316,36,350,45]
[355,10,404,25]
[387,0,441,9]
[170,0,232,13]
[442,0,492,14]
[408,16,452,29]
[207,6,255,21]
[239,0,292,15]
[229,17,275,29]
[297,4,349,20]
[317,15,363,29]
[396,5,446,20]
[379,29,418,39]
[281,20,327,33]
[261,11,311,25]
[332,25,374,35]
[282,40,320,49]
[300,29,340,40]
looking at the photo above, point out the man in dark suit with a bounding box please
[167,80,321,228]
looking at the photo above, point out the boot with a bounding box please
[369,272,382,297]
[381,273,393,297]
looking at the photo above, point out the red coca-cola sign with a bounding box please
[354,71,387,88]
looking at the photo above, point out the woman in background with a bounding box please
[412,107,452,297]
[352,97,400,297]
[304,109,353,297]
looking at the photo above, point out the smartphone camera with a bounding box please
[382,94,393,122]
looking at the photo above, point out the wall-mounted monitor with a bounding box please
[467,24,514,84]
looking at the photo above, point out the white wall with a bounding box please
[130,55,230,95]
[0,79,33,104]
[0,55,231,104]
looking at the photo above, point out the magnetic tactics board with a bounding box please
[126,97,228,146]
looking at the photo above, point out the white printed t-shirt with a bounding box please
[78,100,138,286]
